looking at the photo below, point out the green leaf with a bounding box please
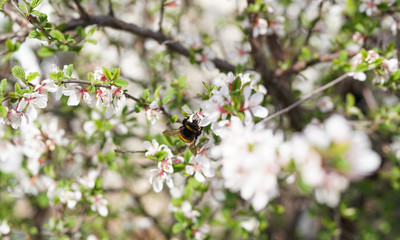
[178,76,187,88]
[0,79,7,93]
[0,105,7,118]
[26,72,40,83]
[37,46,55,57]
[102,67,112,81]
[134,104,143,113]
[0,0,8,10]
[12,65,26,82]
[87,72,94,83]
[360,48,367,59]
[183,150,192,164]
[142,89,150,99]
[65,64,73,77]
[49,71,63,81]
[5,38,14,51]
[172,223,185,234]
[30,0,43,9]
[114,78,128,88]
[162,95,172,105]
[87,27,97,37]
[155,150,168,161]
[29,30,43,39]
[14,83,22,94]
[171,115,178,123]
[50,30,64,41]
[76,26,86,37]
[2,52,13,63]
[231,77,242,91]
[354,62,369,72]
[38,13,47,23]
[7,92,19,99]
[154,86,162,100]
[173,163,185,172]
[86,39,97,44]
[88,85,96,94]
[18,3,28,14]
[111,68,120,82]
[174,211,185,222]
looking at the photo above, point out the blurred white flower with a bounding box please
[0,141,22,173]
[90,194,109,217]
[78,169,99,189]
[240,218,260,232]
[181,201,200,223]
[145,101,161,125]
[216,117,282,211]
[286,114,381,207]
[373,58,399,84]
[228,42,251,65]
[0,220,10,236]
[59,185,82,209]
[359,0,381,16]
[195,47,216,71]
[317,96,334,113]
[17,92,48,121]
[242,86,269,118]
[252,18,269,38]
[193,225,209,240]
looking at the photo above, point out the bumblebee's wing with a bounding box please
[188,141,197,156]
[163,129,179,137]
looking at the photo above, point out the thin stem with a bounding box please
[159,0,165,33]
[259,73,349,125]
[114,149,146,154]
[108,0,114,16]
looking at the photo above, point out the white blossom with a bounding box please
[216,117,282,211]
[145,101,161,125]
[0,220,10,236]
[185,155,215,183]
[62,85,92,107]
[90,194,109,217]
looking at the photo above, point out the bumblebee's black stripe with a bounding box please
[184,122,197,133]
[178,130,193,143]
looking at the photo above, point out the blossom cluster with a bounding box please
[199,72,268,129]
[281,115,381,207]
[1,65,127,131]
[349,49,399,84]
[0,115,67,175]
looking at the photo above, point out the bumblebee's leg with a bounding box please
[188,141,197,156]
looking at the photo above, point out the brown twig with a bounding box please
[247,0,304,130]
[61,15,236,73]
[108,0,114,16]
[73,0,89,19]
[158,0,165,33]
[114,149,146,154]
[274,50,358,78]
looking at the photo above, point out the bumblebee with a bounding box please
[163,117,202,155]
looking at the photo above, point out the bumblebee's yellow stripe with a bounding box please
[184,123,196,133]
[178,131,192,143]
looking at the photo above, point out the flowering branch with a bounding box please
[60,80,174,119]
[260,73,350,124]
